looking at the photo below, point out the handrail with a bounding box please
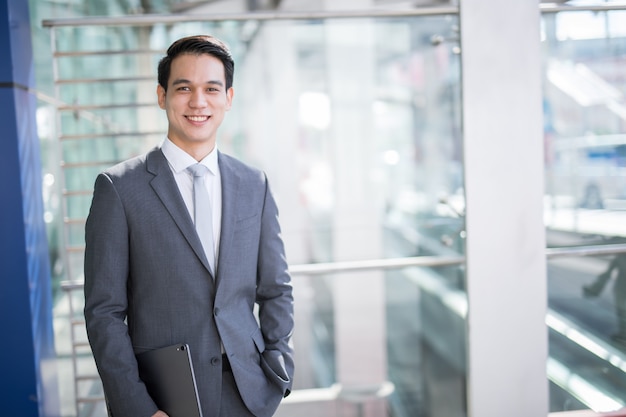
[58,243,626,289]
[41,3,626,29]
[60,161,120,169]
[546,243,626,259]
[56,76,154,85]
[60,131,164,141]
[540,3,626,13]
[284,243,626,275]
[41,6,459,27]
[58,102,155,111]
[289,255,464,275]
[54,49,162,57]
[58,255,466,284]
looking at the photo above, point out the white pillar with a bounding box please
[323,1,389,416]
[460,2,549,417]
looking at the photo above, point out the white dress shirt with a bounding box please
[160,138,222,266]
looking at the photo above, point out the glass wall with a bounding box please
[42,12,466,417]
[231,15,465,417]
[542,5,626,413]
[35,2,626,416]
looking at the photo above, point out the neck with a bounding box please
[170,138,216,162]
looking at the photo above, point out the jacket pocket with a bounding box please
[261,350,289,383]
[250,328,290,390]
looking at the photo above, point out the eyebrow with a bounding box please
[171,78,224,87]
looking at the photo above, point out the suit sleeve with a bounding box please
[84,173,159,417]
[256,174,295,397]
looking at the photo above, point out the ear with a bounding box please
[157,84,166,110]
[225,87,234,111]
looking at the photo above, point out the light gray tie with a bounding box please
[187,163,215,275]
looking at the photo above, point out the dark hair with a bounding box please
[157,35,234,91]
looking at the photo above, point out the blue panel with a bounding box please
[0,0,60,416]
[0,89,40,417]
[0,2,11,83]
[16,83,60,417]
[0,0,36,87]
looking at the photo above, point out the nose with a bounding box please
[189,89,208,108]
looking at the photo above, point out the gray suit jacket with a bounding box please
[84,147,294,417]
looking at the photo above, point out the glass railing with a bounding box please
[542,2,626,413]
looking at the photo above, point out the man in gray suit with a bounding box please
[84,35,294,417]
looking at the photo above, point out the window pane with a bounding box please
[543,8,626,413]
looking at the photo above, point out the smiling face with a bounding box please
[157,53,234,160]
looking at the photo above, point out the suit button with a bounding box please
[210,356,220,366]
[214,307,220,316]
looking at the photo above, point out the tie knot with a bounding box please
[187,163,209,177]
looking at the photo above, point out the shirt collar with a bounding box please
[161,138,219,175]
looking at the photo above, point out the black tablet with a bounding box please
[136,343,203,417]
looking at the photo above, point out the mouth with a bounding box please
[186,115,210,122]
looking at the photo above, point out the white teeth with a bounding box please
[188,116,208,122]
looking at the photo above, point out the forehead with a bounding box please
[168,53,226,84]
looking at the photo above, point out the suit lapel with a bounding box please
[146,148,213,275]
[216,152,241,284]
